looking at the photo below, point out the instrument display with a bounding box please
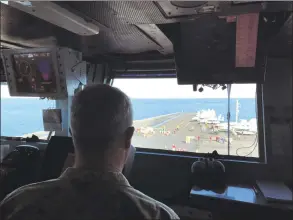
[12,53,57,94]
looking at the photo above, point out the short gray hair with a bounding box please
[70,84,133,152]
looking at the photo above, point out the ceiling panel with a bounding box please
[1,1,292,59]
[57,1,176,25]
[1,2,164,56]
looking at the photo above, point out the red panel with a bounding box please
[235,13,259,67]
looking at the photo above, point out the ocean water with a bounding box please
[1,98,256,137]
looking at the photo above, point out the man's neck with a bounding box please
[73,160,122,173]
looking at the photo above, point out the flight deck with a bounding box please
[21,112,259,158]
[133,112,259,158]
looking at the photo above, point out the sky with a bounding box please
[1,79,256,99]
[113,78,256,99]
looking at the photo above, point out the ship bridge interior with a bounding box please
[0,1,292,220]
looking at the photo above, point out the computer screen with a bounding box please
[12,52,57,94]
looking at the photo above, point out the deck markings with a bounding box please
[184,122,191,128]
[152,113,182,128]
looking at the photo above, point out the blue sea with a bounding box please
[1,98,256,137]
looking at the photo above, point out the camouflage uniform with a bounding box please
[0,168,179,220]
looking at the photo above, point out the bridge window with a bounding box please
[1,83,55,140]
[113,78,260,159]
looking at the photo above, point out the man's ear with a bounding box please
[126,127,134,140]
[125,127,134,148]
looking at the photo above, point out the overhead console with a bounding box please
[1,47,87,99]
[172,13,269,85]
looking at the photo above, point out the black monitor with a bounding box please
[173,14,267,85]
[1,47,86,99]
[12,52,57,94]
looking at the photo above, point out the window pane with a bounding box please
[1,84,56,140]
[113,79,259,158]
[228,84,259,158]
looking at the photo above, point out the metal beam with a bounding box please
[1,1,100,36]
[136,24,173,55]
[0,41,26,49]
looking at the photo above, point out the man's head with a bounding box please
[70,84,134,171]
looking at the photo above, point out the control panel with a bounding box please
[1,47,87,99]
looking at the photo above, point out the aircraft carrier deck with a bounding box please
[133,112,259,158]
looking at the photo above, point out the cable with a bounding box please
[227,84,231,155]
[200,84,227,90]
[243,142,258,157]
[71,61,88,86]
[70,71,85,86]
[235,89,259,157]
[92,63,97,83]
[70,61,84,72]
[236,134,258,157]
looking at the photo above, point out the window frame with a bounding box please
[112,77,266,163]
